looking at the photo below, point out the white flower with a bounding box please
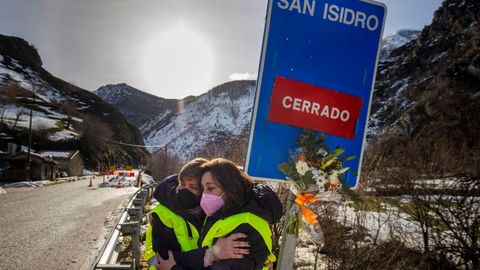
[312,168,328,189]
[295,160,309,176]
[316,148,328,157]
[328,171,340,185]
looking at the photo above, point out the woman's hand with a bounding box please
[213,233,250,260]
[157,250,176,270]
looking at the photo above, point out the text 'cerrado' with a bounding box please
[268,76,363,139]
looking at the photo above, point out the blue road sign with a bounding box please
[245,0,386,188]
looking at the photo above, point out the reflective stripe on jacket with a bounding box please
[144,203,200,262]
[200,212,276,269]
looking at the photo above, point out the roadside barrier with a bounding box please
[90,184,154,270]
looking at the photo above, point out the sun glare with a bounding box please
[142,24,214,99]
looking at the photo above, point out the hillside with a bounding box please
[366,0,480,176]
[0,34,147,168]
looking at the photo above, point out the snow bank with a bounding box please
[98,175,136,188]
[1,180,66,188]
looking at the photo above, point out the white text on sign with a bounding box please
[282,96,351,122]
[277,0,380,31]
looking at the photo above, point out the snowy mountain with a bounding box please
[94,83,177,130]
[144,80,255,160]
[0,34,146,168]
[95,81,255,160]
[379,29,421,61]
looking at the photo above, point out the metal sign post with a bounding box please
[245,0,386,189]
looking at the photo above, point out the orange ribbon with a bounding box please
[294,193,318,224]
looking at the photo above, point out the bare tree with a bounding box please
[363,120,480,269]
[79,115,113,165]
[60,99,77,129]
[428,178,480,269]
[11,108,25,129]
[146,150,182,181]
[197,135,247,165]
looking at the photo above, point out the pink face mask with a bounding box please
[200,192,224,216]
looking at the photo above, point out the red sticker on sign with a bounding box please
[268,76,363,139]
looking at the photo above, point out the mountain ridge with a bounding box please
[0,34,147,168]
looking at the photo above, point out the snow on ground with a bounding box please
[37,105,67,119]
[98,170,140,188]
[1,103,79,141]
[340,204,423,248]
[432,51,448,62]
[83,169,95,176]
[1,180,62,188]
[31,114,58,129]
[0,54,65,104]
[39,151,71,158]
[0,60,33,90]
[1,104,59,130]
[48,129,79,141]
[1,59,56,101]
[288,202,425,268]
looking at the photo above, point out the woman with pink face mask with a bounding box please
[149,158,252,270]
[158,158,282,270]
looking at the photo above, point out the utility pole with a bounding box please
[26,94,35,181]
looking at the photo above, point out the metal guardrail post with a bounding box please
[119,222,140,269]
[132,198,145,208]
[127,208,142,221]
[95,264,134,270]
[118,222,139,234]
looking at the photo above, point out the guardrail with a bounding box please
[90,183,155,270]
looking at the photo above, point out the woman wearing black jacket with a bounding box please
[159,158,283,270]
[151,158,250,270]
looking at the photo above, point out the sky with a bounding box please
[0,0,444,99]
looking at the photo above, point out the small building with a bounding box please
[0,151,57,182]
[39,150,83,177]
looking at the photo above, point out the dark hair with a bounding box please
[178,157,208,182]
[200,158,253,212]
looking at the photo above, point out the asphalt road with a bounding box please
[0,177,137,270]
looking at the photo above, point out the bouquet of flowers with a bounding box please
[278,130,356,245]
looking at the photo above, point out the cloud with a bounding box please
[229,72,257,81]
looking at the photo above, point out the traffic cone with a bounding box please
[88,178,93,187]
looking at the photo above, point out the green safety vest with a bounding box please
[201,212,276,269]
[143,203,200,263]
